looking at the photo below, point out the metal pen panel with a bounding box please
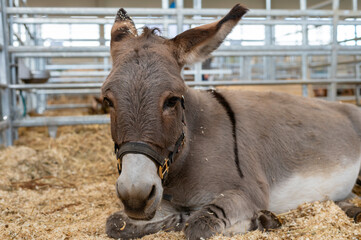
[13,115,110,127]
[1,0,360,145]
[0,0,12,146]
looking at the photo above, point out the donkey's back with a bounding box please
[223,89,361,213]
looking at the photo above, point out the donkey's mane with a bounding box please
[139,27,165,41]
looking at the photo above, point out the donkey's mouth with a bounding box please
[123,199,158,220]
[122,187,162,220]
[124,207,156,220]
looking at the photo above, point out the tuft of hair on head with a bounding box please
[141,27,162,38]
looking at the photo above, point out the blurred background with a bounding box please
[1,0,361,146]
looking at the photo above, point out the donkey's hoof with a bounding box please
[355,212,361,223]
[183,209,225,240]
[106,211,133,239]
[338,202,361,223]
[256,210,282,231]
[346,208,361,223]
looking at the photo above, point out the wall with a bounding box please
[25,0,361,10]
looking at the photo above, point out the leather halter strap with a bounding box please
[114,96,186,183]
[117,142,166,168]
[115,131,185,181]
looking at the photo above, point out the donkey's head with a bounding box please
[102,4,248,220]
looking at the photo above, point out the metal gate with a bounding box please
[0,0,361,146]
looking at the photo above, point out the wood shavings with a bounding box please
[0,106,360,239]
[11,176,76,190]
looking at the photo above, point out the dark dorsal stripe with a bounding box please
[208,90,244,178]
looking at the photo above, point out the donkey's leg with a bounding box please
[106,201,187,239]
[183,189,269,240]
[222,209,281,237]
[250,210,282,231]
[106,211,186,239]
[336,193,361,223]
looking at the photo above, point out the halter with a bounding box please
[114,96,186,183]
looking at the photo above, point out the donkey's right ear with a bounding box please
[110,8,138,60]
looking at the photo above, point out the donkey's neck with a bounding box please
[163,87,236,207]
[184,88,211,132]
[169,87,230,169]
[184,87,231,132]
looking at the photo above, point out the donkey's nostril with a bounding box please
[147,185,156,201]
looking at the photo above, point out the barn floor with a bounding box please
[1,123,361,239]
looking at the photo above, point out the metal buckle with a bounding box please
[158,158,169,179]
[117,158,122,174]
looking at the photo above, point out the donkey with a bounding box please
[102,4,361,240]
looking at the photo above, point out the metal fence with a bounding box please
[0,0,12,145]
[0,0,361,146]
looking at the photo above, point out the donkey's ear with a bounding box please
[168,4,248,67]
[110,8,138,60]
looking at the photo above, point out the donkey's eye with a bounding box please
[163,96,180,109]
[103,97,114,107]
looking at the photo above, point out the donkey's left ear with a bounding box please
[110,8,138,61]
[168,4,248,67]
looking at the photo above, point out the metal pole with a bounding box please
[309,0,332,9]
[8,0,18,140]
[193,0,202,83]
[6,7,361,17]
[302,54,309,97]
[194,62,202,82]
[176,0,183,34]
[162,0,169,37]
[356,84,361,105]
[13,115,110,127]
[8,79,359,88]
[351,0,357,116]
[352,0,358,11]
[329,0,339,101]
[193,0,202,20]
[244,57,251,80]
[300,0,307,10]
[10,54,17,140]
[11,45,361,53]
[14,17,361,25]
[264,0,274,81]
[356,61,360,105]
[0,3,4,145]
[300,0,309,97]
[0,0,13,145]
[239,57,243,80]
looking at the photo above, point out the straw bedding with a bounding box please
[1,123,361,239]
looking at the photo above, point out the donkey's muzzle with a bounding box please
[116,154,163,220]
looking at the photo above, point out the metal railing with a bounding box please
[0,0,360,146]
[0,0,12,146]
